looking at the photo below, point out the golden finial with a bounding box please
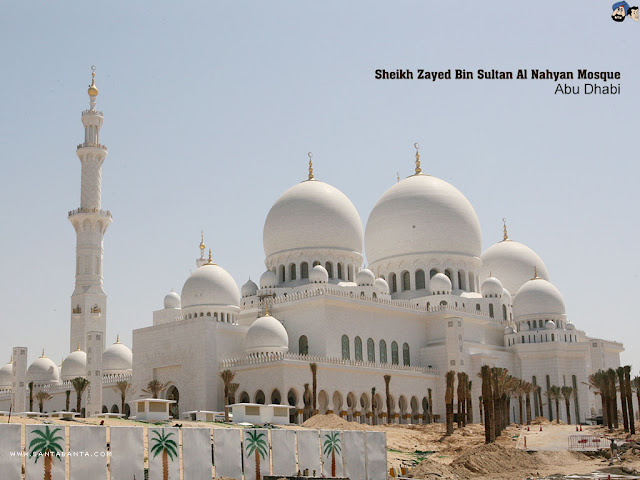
[307,152,314,181]
[41,349,45,358]
[396,172,400,183]
[265,303,270,316]
[116,334,120,344]
[9,355,13,364]
[199,231,205,251]
[414,143,422,175]
[532,266,539,279]
[88,65,99,97]
[205,249,214,265]
[77,342,81,351]
[502,218,509,241]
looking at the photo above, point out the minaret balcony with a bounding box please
[68,208,112,219]
[77,142,107,151]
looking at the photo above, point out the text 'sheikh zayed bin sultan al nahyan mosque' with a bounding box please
[0,72,624,424]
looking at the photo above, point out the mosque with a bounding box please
[0,72,624,424]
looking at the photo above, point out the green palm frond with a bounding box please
[29,426,64,463]
[323,432,342,456]
[245,430,268,459]
[149,429,178,460]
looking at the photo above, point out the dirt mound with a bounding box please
[301,413,373,431]
[550,419,566,425]
[450,443,537,477]
[410,457,459,479]
[530,416,551,425]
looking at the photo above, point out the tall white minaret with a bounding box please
[68,67,111,353]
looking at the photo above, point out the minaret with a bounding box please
[68,67,111,353]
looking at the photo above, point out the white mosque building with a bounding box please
[0,72,624,424]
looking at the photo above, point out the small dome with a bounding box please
[502,288,512,305]
[26,354,59,385]
[481,276,504,298]
[545,320,556,330]
[102,339,133,375]
[263,180,363,260]
[504,326,514,335]
[520,322,530,331]
[241,279,259,297]
[61,349,87,381]
[430,273,452,294]
[481,239,550,296]
[181,263,240,308]
[513,278,566,318]
[309,265,328,283]
[566,322,576,330]
[260,270,278,289]
[245,314,289,355]
[356,269,375,286]
[374,277,389,294]
[164,290,181,309]
[0,360,12,389]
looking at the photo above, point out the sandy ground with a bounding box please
[7,413,640,479]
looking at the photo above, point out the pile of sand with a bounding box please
[301,413,373,431]
[409,457,458,479]
[530,416,551,425]
[450,443,538,477]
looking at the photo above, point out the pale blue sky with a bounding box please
[1,2,638,371]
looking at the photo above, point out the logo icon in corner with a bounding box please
[612,1,638,21]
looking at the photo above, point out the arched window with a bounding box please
[367,338,375,362]
[325,262,333,278]
[468,272,475,292]
[489,304,494,318]
[290,263,297,281]
[391,341,399,365]
[341,335,350,360]
[502,305,507,321]
[379,340,387,363]
[415,270,426,290]
[444,269,453,285]
[458,270,465,290]
[301,262,309,279]
[389,273,397,293]
[355,336,363,361]
[299,335,308,355]
[337,263,343,280]
[402,342,410,366]
[279,265,286,283]
[430,269,438,278]
[476,303,481,311]
[521,335,525,343]
[347,265,353,282]
[551,334,554,341]
[401,271,410,291]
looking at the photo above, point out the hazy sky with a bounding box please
[1,2,638,372]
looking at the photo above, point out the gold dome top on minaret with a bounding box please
[88,66,99,97]
[414,143,422,175]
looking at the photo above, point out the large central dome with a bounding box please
[365,174,482,265]
[263,180,363,259]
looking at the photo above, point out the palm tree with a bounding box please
[310,363,318,415]
[480,365,494,443]
[70,377,90,416]
[523,382,534,425]
[35,391,52,413]
[625,366,635,434]
[229,382,239,405]
[219,369,236,422]
[617,367,629,432]
[303,383,312,420]
[457,372,465,428]
[445,370,455,436]
[427,388,433,423]
[149,429,178,480]
[560,386,574,424]
[323,432,342,476]
[142,379,168,399]
[589,370,611,431]
[383,375,391,424]
[466,379,473,424]
[516,380,524,425]
[28,381,34,412]
[28,425,64,480]
[546,386,562,423]
[371,387,377,425]
[65,390,71,412]
[607,369,619,428]
[245,430,268,480]
[633,376,640,426]
[536,385,544,420]
[112,380,134,417]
